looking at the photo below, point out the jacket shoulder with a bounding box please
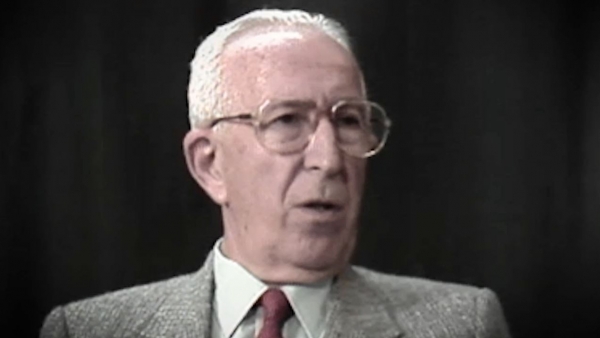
[350,266,512,338]
[351,265,481,301]
[41,272,196,338]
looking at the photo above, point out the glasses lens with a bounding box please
[258,101,314,153]
[256,100,390,157]
[333,101,389,157]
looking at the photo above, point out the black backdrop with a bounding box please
[1,0,599,337]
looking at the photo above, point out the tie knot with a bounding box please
[259,288,293,324]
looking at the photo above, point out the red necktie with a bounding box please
[257,288,293,338]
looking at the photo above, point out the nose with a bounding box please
[303,118,344,176]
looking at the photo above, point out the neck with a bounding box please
[219,235,343,285]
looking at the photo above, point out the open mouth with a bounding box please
[302,201,342,211]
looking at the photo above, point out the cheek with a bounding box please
[348,159,367,197]
[223,136,298,209]
[254,157,301,208]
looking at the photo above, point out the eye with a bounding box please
[335,109,365,128]
[273,112,302,125]
[338,115,361,126]
[261,109,308,143]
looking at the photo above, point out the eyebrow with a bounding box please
[268,97,364,109]
[268,99,317,110]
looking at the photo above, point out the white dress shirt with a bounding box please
[211,240,331,338]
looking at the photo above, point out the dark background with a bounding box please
[1,0,599,337]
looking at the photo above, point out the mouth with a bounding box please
[300,201,343,212]
[294,200,347,227]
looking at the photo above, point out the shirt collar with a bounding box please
[281,279,331,338]
[212,239,332,338]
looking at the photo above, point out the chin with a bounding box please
[289,242,352,274]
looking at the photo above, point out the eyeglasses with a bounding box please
[201,99,392,158]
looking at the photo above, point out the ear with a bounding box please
[183,128,227,205]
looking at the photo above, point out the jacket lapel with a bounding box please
[138,251,216,338]
[322,267,404,338]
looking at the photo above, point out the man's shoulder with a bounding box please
[72,274,193,311]
[349,265,510,337]
[348,265,495,315]
[41,272,199,338]
[351,265,481,296]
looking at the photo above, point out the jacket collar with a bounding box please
[138,251,403,338]
[138,251,215,338]
[323,267,404,338]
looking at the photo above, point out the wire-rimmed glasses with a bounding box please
[201,99,392,158]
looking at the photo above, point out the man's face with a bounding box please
[213,28,367,283]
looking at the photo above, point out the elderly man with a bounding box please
[41,8,511,338]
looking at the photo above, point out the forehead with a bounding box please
[220,27,365,110]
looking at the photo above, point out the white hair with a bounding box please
[187,9,353,128]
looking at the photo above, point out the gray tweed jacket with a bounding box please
[40,251,511,338]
